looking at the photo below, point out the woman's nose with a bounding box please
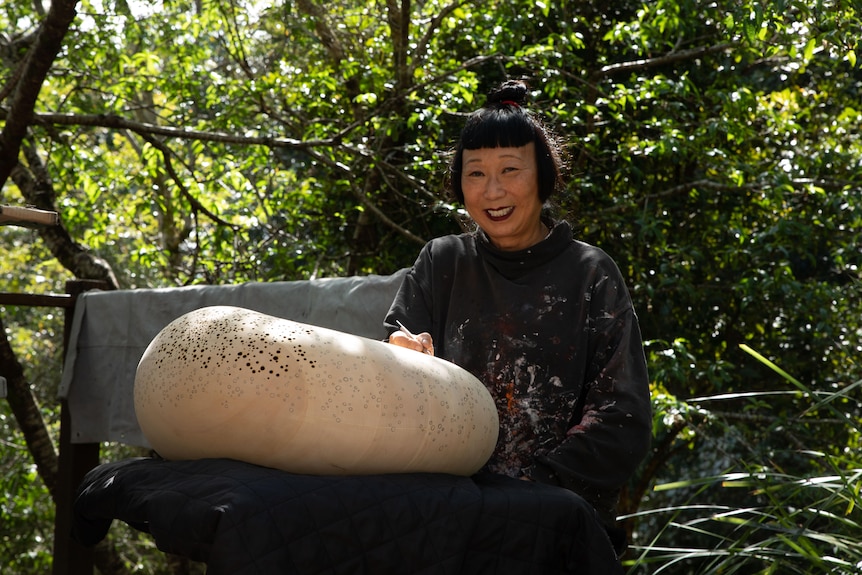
[483,175,505,199]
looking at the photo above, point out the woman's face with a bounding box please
[461,142,545,251]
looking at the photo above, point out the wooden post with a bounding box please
[52,401,99,574]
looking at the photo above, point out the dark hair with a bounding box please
[448,80,566,204]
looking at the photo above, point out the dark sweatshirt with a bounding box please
[384,220,651,525]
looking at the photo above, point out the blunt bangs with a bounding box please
[459,109,536,150]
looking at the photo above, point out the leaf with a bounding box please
[739,344,805,390]
[803,38,816,62]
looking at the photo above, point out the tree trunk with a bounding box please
[0,314,59,498]
[0,3,129,571]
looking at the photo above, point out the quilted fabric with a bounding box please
[73,458,623,574]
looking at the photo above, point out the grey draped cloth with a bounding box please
[58,271,407,447]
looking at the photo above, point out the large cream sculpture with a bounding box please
[134,306,499,476]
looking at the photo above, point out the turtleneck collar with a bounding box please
[475,218,573,279]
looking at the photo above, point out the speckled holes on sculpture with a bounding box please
[134,306,499,476]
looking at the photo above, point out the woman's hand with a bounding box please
[389,329,435,356]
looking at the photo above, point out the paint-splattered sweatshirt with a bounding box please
[385,220,652,525]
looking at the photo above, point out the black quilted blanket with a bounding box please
[73,458,623,574]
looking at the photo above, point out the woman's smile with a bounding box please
[486,206,515,220]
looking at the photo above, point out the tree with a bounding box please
[2,0,860,572]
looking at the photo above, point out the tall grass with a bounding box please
[626,345,862,574]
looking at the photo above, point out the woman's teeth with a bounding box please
[487,207,513,218]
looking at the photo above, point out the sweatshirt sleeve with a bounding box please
[383,244,436,338]
[533,267,652,523]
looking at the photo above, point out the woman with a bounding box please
[385,80,651,552]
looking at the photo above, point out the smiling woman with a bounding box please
[384,79,653,556]
[460,143,546,251]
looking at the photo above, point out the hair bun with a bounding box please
[487,80,528,107]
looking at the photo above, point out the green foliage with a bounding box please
[631,347,862,573]
[0,410,55,573]
[2,0,861,573]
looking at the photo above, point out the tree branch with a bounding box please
[26,107,439,247]
[295,0,345,61]
[13,142,120,288]
[592,42,737,80]
[137,132,238,229]
[386,0,411,89]
[0,0,77,187]
[18,53,503,157]
[25,110,336,149]
[14,51,500,251]
[0,32,38,102]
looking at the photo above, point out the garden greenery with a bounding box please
[1,0,860,573]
